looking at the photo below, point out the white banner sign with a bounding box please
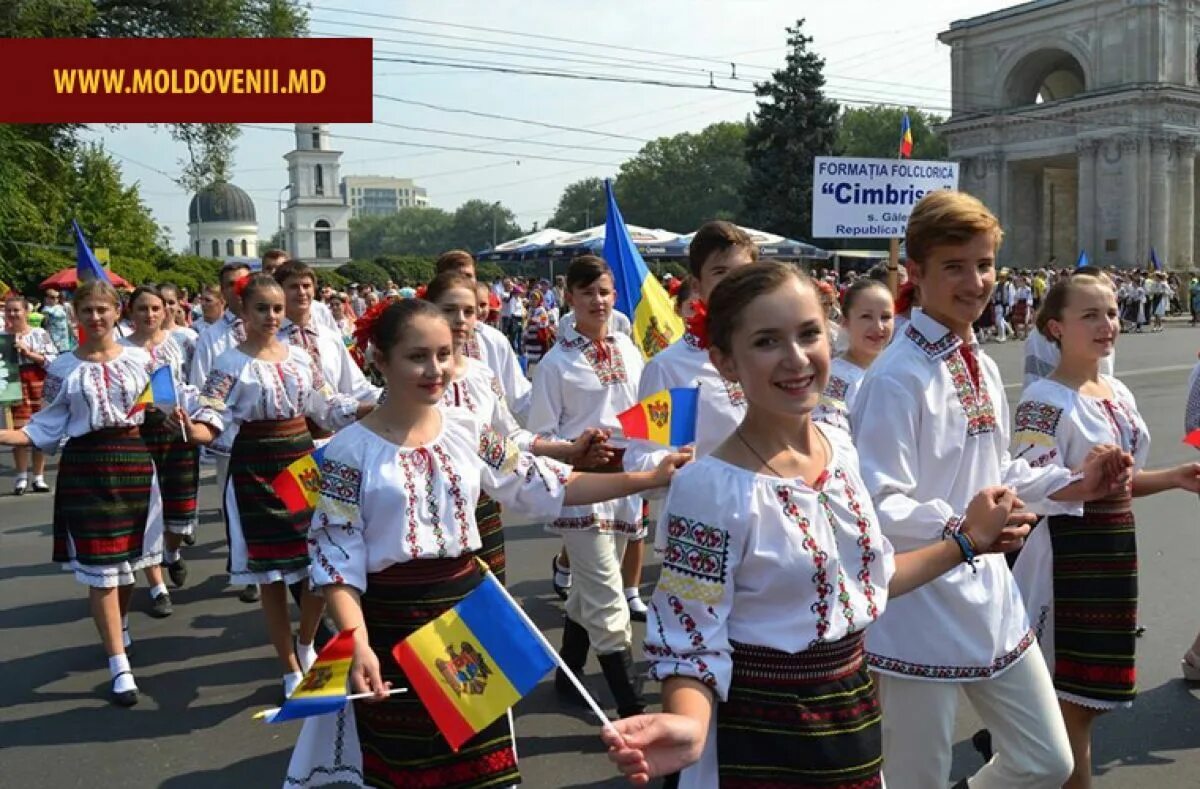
[812,157,959,239]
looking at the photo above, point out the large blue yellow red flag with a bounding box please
[1076,250,1090,269]
[255,629,356,723]
[602,179,685,359]
[272,446,326,514]
[73,219,110,285]
[899,113,914,159]
[127,366,177,417]
[617,387,699,446]
[393,568,557,751]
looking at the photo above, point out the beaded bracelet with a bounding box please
[952,530,978,573]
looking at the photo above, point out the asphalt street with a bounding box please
[4,326,1200,788]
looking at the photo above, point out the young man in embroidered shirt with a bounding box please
[851,190,1132,789]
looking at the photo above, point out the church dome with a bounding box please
[189,182,257,223]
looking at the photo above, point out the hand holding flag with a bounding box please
[617,387,699,447]
[128,367,178,418]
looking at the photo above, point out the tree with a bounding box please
[451,200,522,251]
[837,106,948,160]
[616,122,749,232]
[336,260,390,288]
[348,202,523,259]
[743,20,839,241]
[548,178,607,231]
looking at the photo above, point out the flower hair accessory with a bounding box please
[685,299,711,349]
[894,281,916,316]
[353,300,390,355]
[414,284,428,300]
[667,278,683,297]
[233,273,253,299]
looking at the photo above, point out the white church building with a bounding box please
[187,182,259,260]
[283,123,352,266]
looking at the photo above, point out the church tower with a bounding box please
[283,123,352,266]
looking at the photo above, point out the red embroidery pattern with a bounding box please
[831,469,881,624]
[431,443,470,552]
[399,450,422,559]
[723,378,746,407]
[776,486,832,643]
[580,338,628,386]
[645,599,718,689]
[868,628,1037,680]
[944,351,996,436]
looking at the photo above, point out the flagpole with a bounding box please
[174,373,188,444]
[472,558,617,734]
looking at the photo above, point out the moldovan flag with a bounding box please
[127,366,177,417]
[899,113,914,159]
[393,570,556,751]
[617,387,699,447]
[602,179,684,359]
[255,629,355,723]
[272,446,326,514]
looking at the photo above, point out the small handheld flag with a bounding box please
[127,367,177,417]
[899,113,914,159]
[392,568,558,751]
[255,629,355,723]
[603,180,685,359]
[617,387,699,447]
[1076,250,1090,269]
[1151,247,1163,272]
[1183,429,1200,450]
[271,446,326,514]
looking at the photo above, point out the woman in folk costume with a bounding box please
[0,279,163,706]
[284,299,686,789]
[178,275,374,699]
[602,262,1036,788]
[812,278,894,434]
[120,286,199,618]
[422,270,605,583]
[159,283,198,373]
[1012,274,1200,789]
[4,294,57,494]
[527,254,650,719]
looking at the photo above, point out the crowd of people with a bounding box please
[4,194,1200,788]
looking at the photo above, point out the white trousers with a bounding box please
[993,305,1009,341]
[877,647,1072,789]
[561,529,631,655]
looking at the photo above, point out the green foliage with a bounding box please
[73,144,163,262]
[837,106,948,160]
[548,178,607,232]
[109,254,158,288]
[1,247,71,296]
[616,122,749,232]
[349,202,524,259]
[476,262,505,282]
[743,20,839,242]
[374,255,436,287]
[648,260,688,281]
[317,269,348,292]
[451,199,522,252]
[336,260,390,288]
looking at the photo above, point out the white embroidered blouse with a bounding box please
[191,345,359,436]
[440,358,534,451]
[812,356,868,434]
[279,318,380,405]
[468,322,532,421]
[851,308,1080,681]
[644,424,895,699]
[22,346,152,453]
[11,327,58,368]
[119,333,191,394]
[623,332,747,475]
[528,322,645,534]
[307,415,572,592]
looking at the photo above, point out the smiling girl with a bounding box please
[603,261,1036,787]
[813,278,894,433]
[1012,274,1200,789]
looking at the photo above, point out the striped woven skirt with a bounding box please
[10,364,46,423]
[717,632,883,788]
[1048,495,1138,709]
[225,417,313,584]
[475,493,505,585]
[141,412,199,535]
[52,427,163,587]
[354,557,520,789]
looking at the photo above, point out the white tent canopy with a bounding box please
[491,227,571,253]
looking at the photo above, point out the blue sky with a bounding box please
[84,0,1015,250]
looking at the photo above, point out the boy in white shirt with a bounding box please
[852,191,1132,789]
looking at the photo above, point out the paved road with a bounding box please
[4,327,1200,788]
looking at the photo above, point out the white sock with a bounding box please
[625,587,648,613]
[165,549,181,563]
[33,474,45,485]
[149,583,168,599]
[296,641,318,673]
[283,671,304,698]
[14,472,27,483]
[109,654,137,693]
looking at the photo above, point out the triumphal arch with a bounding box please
[939,0,1200,270]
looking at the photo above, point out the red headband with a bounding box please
[233,274,252,299]
[353,300,390,354]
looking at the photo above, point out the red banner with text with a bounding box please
[0,37,373,122]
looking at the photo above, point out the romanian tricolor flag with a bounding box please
[393,570,556,751]
[617,387,699,447]
[602,179,684,359]
[271,446,326,514]
[899,113,914,159]
[255,629,356,723]
[127,366,177,417]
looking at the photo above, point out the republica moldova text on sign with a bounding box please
[0,38,372,123]
[812,156,959,239]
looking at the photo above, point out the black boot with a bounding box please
[555,617,591,704]
[598,648,645,718]
[971,728,993,761]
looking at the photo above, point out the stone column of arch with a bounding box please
[1173,137,1196,271]
[1120,136,1140,266]
[1076,138,1099,259]
[1150,135,1173,267]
